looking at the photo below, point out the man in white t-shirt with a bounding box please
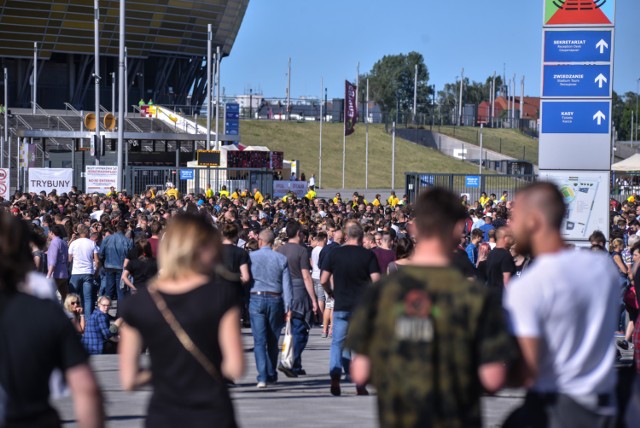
[505,182,619,427]
[311,231,327,325]
[68,224,99,317]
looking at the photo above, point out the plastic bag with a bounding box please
[280,320,294,370]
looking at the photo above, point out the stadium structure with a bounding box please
[0,0,249,110]
[0,0,261,195]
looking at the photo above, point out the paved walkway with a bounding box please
[52,327,527,427]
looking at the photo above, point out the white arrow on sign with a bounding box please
[593,110,606,125]
[595,39,609,54]
[594,73,608,88]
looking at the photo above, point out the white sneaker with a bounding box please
[256,381,267,389]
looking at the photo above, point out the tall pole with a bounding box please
[507,78,511,127]
[3,68,7,169]
[458,68,464,126]
[33,42,37,114]
[111,72,116,114]
[632,78,640,141]
[94,0,101,165]
[319,77,323,190]
[512,73,516,124]
[124,46,128,118]
[215,46,221,149]
[520,75,525,130]
[479,124,483,175]
[206,23,212,150]
[413,64,418,123]
[286,57,291,121]
[365,78,369,189]
[491,72,496,128]
[116,0,125,191]
[391,121,396,190]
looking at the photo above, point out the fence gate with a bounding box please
[127,166,273,197]
[405,173,536,204]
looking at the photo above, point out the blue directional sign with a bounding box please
[543,64,611,98]
[225,103,240,136]
[179,169,194,180]
[541,101,610,134]
[543,30,612,63]
[465,176,480,188]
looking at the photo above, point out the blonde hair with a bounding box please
[612,238,625,252]
[64,293,81,313]
[156,214,221,281]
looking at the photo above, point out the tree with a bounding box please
[364,52,432,120]
[612,91,639,141]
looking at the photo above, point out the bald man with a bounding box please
[505,182,619,427]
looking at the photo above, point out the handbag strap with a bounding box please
[147,285,221,381]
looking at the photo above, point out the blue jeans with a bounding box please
[249,295,285,383]
[329,311,352,380]
[103,268,127,302]
[291,316,309,373]
[69,274,97,317]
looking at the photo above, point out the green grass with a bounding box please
[234,121,482,188]
[432,125,539,165]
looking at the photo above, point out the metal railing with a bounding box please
[405,172,536,204]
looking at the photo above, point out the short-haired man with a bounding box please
[347,188,517,427]
[82,296,121,355]
[320,220,380,396]
[505,182,620,427]
[276,221,318,377]
[249,229,293,388]
[68,224,99,317]
[485,227,516,297]
[466,228,484,265]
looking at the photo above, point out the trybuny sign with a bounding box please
[28,168,73,194]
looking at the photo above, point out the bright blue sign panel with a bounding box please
[225,103,240,136]
[541,101,610,134]
[465,176,480,188]
[179,169,194,180]
[543,30,612,63]
[543,64,611,97]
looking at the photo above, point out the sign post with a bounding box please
[539,0,615,244]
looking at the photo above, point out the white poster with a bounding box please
[539,170,610,241]
[85,165,118,194]
[273,181,307,198]
[28,168,73,194]
[0,168,10,200]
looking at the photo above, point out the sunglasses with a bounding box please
[70,301,79,305]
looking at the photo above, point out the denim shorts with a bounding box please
[313,279,325,302]
[325,296,334,310]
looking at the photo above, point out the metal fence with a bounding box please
[405,173,536,204]
[127,166,274,197]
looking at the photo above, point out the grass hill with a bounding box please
[433,125,539,165]
[235,121,481,189]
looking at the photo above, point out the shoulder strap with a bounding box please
[147,286,221,381]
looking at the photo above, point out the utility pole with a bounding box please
[116,0,125,190]
[413,64,418,123]
[391,121,396,190]
[319,77,323,189]
[93,0,101,165]
[32,42,38,114]
[458,68,464,126]
[286,57,291,121]
[3,68,7,169]
[365,78,369,189]
[111,72,116,115]
[206,23,212,150]
[491,72,496,128]
[215,46,220,149]
[520,75,525,130]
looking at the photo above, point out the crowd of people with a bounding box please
[1,179,640,427]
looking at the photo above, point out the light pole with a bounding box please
[3,68,7,169]
[93,0,101,165]
[32,42,37,114]
[249,88,253,119]
[116,0,125,191]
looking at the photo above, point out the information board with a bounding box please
[0,168,10,200]
[85,165,118,194]
[542,64,611,98]
[543,29,613,63]
[196,150,221,166]
[225,103,240,136]
[544,0,615,27]
[540,100,610,134]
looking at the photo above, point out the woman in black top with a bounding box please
[119,214,244,428]
[121,239,158,292]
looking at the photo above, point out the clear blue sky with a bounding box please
[221,0,640,99]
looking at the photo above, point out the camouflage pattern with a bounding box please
[346,266,518,428]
